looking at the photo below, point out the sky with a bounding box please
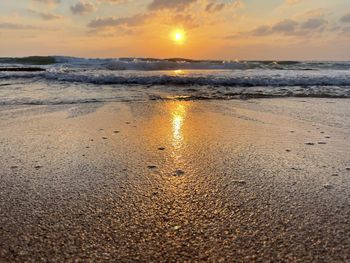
[0,0,349,60]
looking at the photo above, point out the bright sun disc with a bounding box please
[172,29,186,44]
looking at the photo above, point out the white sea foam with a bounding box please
[1,56,350,104]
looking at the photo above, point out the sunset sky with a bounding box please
[0,0,349,60]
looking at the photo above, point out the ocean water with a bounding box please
[0,56,350,105]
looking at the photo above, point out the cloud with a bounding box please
[342,26,350,35]
[88,13,151,28]
[28,9,63,20]
[233,16,330,39]
[300,8,329,19]
[205,0,243,13]
[148,0,197,11]
[272,19,299,33]
[71,1,97,15]
[250,25,271,36]
[301,18,327,29]
[0,22,39,30]
[340,14,350,23]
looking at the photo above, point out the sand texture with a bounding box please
[0,99,349,262]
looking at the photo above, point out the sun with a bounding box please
[171,29,186,44]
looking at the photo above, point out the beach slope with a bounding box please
[0,99,349,262]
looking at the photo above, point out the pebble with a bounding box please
[102,137,108,140]
[320,132,325,134]
[331,174,339,177]
[318,142,327,145]
[323,184,334,190]
[174,169,185,176]
[286,149,291,152]
[305,142,315,145]
[325,136,331,139]
[10,166,18,169]
[113,131,120,133]
[125,122,130,124]
[232,180,246,185]
[34,165,42,169]
[148,165,157,169]
[158,147,166,151]
[346,168,350,171]
[290,131,295,133]
[173,226,181,230]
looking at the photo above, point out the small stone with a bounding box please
[286,149,291,152]
[34,165,42,169]
[232,180,246,185]
[174,169,185,176]
[102,137,108,140]
[10,166,18,169]
[99,129,104,131]
[318,142,327,145]
[305,142,315,145]
[113,131,120,133]
[323,184,334,190]
[320,132,325,134]
[90,139,94,141]
[325,136,331,139]
[125,122,130,124]
[346,168,350,171]
[158,147,166,151]
[331,174,339,177]
[290,130,295,133]
[174,226,181,230]
[148,165,157,169]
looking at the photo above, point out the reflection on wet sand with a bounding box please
[171,102,188,150]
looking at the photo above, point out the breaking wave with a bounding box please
[1,56,350,104]
[1,56,350,71]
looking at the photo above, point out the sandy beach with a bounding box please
[0,98,349,262]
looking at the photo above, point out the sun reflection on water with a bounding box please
[171,102,187,149]
[173,69,185,75]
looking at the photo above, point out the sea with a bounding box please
[0,56,350,105]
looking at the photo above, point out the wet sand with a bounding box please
[0,98,349,262]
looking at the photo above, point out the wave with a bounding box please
[1,70,350,87]
[1,56,350,71]
[0,56,56,65]
[0,85,349,106]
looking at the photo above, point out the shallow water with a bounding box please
[1,56,350,105]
